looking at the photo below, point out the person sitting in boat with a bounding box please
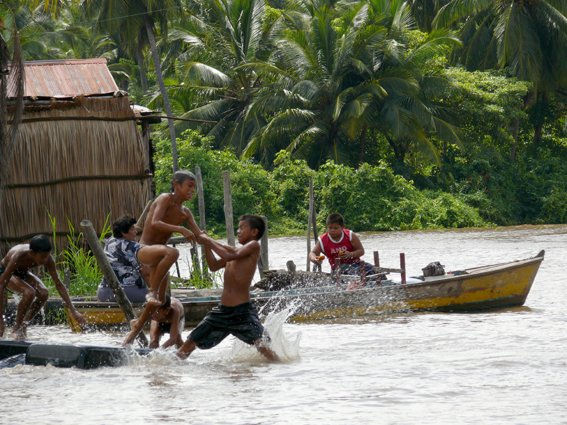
[0,235,86,339]
[97,215,149,304]
[148,295,185,349]
[309,213,374,277]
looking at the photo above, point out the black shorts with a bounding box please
[0,265,28,280]
[189,302,267,350]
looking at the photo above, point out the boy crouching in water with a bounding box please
[177,215,278,362]
[0,235,86,339]
[149,295,185,349]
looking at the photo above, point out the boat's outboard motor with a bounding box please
[422,262,445,277]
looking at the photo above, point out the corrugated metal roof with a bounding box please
[7,58,119,98]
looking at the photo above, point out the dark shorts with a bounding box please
[0,265,28,280]
[189,302,267,350]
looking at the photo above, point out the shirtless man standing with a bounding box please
[0,235,86,339]
[123,170,203,346]
[176,215,278,361]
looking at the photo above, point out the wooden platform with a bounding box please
[0,340,149,369]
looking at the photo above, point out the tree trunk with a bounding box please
[135,37,148,92]
[144,16,178,172]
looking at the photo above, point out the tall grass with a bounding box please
[44,214,111,297]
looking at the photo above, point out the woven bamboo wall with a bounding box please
[0,95,151,255]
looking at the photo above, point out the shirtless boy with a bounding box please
[176,215,278,361]
[149,295,185,349]
[0,235,86,339]
[123,170,203,346]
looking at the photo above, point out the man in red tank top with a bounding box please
[309,213,374,276]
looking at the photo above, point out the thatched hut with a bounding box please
[0,58,153,255]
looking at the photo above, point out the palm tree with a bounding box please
[82,0,183,171]
[243,0,460,168]
[433,0,567,143]
[172,0,276,154]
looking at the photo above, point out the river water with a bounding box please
[1,225,566,424]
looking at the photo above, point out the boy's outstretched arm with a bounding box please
[203,244,226,271]
[46,257,86,327]
[309,240,324,264]
[201,235,258,261]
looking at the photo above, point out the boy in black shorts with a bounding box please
[176,215,278,361]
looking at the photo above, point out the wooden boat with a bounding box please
[66,251,544,330]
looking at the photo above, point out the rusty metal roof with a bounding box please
[7,58,119,99]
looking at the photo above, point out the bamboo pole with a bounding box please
[195,166,209,279]
[257,216,269,279]
[306,178,314,272]
[80,219,148,347]
[222,170,235,246]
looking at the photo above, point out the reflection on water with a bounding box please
[1,225,567,424]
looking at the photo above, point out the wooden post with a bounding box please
[257,216,269,279]
[306,178,314,272]
[222,170,235,246]
[195,166,209,279]
[373,251,380,268]
[80,219,148,347]
[400,252,406,284]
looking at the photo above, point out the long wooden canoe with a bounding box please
[66,251,544,330]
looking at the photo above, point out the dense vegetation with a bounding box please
[1,0,566,235]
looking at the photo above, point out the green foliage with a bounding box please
[43,214,111,297]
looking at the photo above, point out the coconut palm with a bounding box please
[243,0,460,167]
[82,0,183,171]
[433,0,567,143]
[172,0,276,153]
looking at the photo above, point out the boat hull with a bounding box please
[66,253,543,330]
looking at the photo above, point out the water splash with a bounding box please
[229,305,301,363]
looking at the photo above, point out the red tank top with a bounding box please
[319,229,359,270]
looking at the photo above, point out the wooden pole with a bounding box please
[306,178,314,272]
[80,219,148,347]
[400,252,406,284]
[373,251,380,268]
[222,170,235,247]
[257,216,269,279]
[195,166,209,279]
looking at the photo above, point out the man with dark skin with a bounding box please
[0,235,86,339]
[123,170,203,346]
[148,295,185,349]
[176,215,278,362]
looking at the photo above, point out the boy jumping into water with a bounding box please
[176,215,278,361]
[0,235,86,339]
[148,295,185,349]
[123,170,203,346]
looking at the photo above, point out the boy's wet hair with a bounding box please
[112,215,137,238]
[239,215,265,240]
[171,170,196,191]
[29,235,52,253]
[326,213,345,226]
